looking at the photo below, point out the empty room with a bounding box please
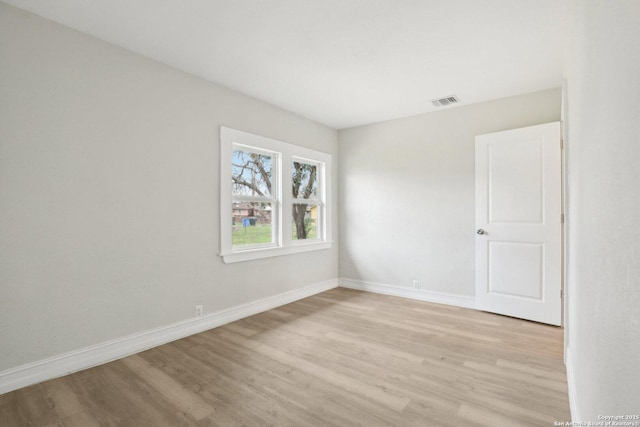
[1,0,639,426]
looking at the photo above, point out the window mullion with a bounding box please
[315,162,326,242]
[281,152,293,248]
[273,151,281,247]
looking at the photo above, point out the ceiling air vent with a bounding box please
[431,95,460,107]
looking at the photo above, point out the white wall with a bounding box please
[338,89,560,296]
[0,3,338,371]
[564,0,640,420]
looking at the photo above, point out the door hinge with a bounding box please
[561,213,565,224]
[561,289,564,299]
[560,139,564,150]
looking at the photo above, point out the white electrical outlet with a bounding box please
[195,305,203,317]
[412,280,419,289]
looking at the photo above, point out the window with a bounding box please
[220,127,332,263]
[231,146,277,249]
[291,159,320,241]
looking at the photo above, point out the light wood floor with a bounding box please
[0,288,570,426]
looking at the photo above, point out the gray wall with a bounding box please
[338,89,560,295]
[0,3,338,371]
[564,0,640,419]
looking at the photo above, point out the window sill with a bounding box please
[220,241,333,264]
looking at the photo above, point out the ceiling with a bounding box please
[3,0,567,129]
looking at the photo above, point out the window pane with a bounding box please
[292,161,318,199]
[232,202,273,246]
[232,148,272,197]
[292,204,319,240]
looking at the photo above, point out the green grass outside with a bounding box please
[232,224,272,245]
[232,221,318,246]
[292,220,318,240]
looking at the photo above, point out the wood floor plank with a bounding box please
[0,288,571,426]
[120,354,214,421]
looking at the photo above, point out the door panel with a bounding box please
[475,122,561,325]
[488,139,543,223]
[488,241,543,300]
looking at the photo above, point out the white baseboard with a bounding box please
[0,279,338,395]
[565,347,580,422]
[339,278,476,309]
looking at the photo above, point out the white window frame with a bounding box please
[230,144,280,251]
[290,156,324,245]
[220,127,332,263]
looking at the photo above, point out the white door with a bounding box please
[475,122,562,325]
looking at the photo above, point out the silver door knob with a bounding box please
[476,229,486,235]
